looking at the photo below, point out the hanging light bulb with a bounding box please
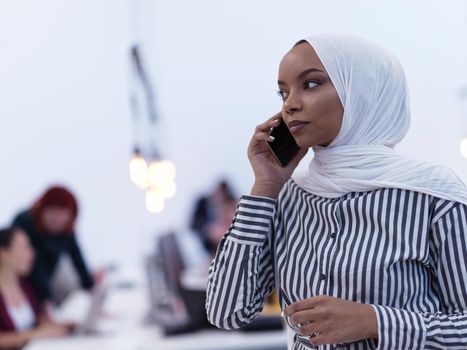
[160,178,176,198]
[148,160,166,188]
[129,152,149,188]
[145,187,165,213]
[460,137,467,159]
[161,160,176,178]
[148,159,177,199]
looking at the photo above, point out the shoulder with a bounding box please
[415,164,467,220]
[368,187,459,220]
[429,197,466,224]
[381,186,466,224]
[278,179,310,200]
[12,210,32,225]
[418,164,466,201]
[12,210,36,235]
[426,164,463,183]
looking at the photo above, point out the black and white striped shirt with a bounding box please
[206,179,467,350]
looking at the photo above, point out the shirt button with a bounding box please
[330,232,336,238]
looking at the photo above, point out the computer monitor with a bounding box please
[147,232,210,334]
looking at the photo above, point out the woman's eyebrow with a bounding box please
[278,67,325,86]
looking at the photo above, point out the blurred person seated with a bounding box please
[205,198,238,256]
[11,186,102,307]
[190,179,237,255]
[0,227,73,349]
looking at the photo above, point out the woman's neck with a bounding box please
[0,267,25,307]
[0,266,19,291]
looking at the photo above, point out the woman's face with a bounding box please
[277,42,343,148]
[41,207,73,234]
[0,230,35,276]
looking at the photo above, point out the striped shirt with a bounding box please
[206,179,467,350]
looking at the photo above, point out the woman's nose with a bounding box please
[283,92,302,115]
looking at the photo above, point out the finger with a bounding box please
[256,115,281,133]
[266,111,282,122]
[253,131,275,143]
[290,309,318,326]
[308,332,332,347]
[284,298,317,316]
[299,322,320,338]
[286,295,331,316]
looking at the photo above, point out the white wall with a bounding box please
[1,0,467,268]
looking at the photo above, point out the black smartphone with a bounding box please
[266,118,300,167]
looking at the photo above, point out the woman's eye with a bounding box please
[304,80,319,89]
[277,90,288,101]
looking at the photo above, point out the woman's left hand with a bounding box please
[92,268,107,285]
[284,295,378,346]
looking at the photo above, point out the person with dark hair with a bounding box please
[190,180,237,255]
[0,227,73,349]
[206,34,467,349]
[11,186,95,304]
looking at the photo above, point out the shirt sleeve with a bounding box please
[68,235,94,290]
[28,258,53,302]
[372,201,467,350]
[206,195,277,330]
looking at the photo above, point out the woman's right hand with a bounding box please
[31,323,71,339]
[248,113,308,198]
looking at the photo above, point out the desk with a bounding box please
[25,273,287,350]
[25,329,287,350]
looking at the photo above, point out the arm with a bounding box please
[371,201,467,350]
[68,235,94,290]
[0,314,69,350]
[0,323,72,349]
[206,195,277,330]
[0,330,37,349]
[30,260,54,303]
[207,112,307,330]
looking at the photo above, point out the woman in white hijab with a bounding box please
[206,33,467,350]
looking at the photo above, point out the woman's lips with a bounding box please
[288,121,309,134]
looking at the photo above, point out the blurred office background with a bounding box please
[1,1,467,347]
[1,0,467,267]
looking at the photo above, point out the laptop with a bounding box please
[74,285,108,335]
[146,232,211,335]
[58,285,108,335]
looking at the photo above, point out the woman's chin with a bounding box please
[295,137,314,149]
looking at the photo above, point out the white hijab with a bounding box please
[292,33,467,205]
